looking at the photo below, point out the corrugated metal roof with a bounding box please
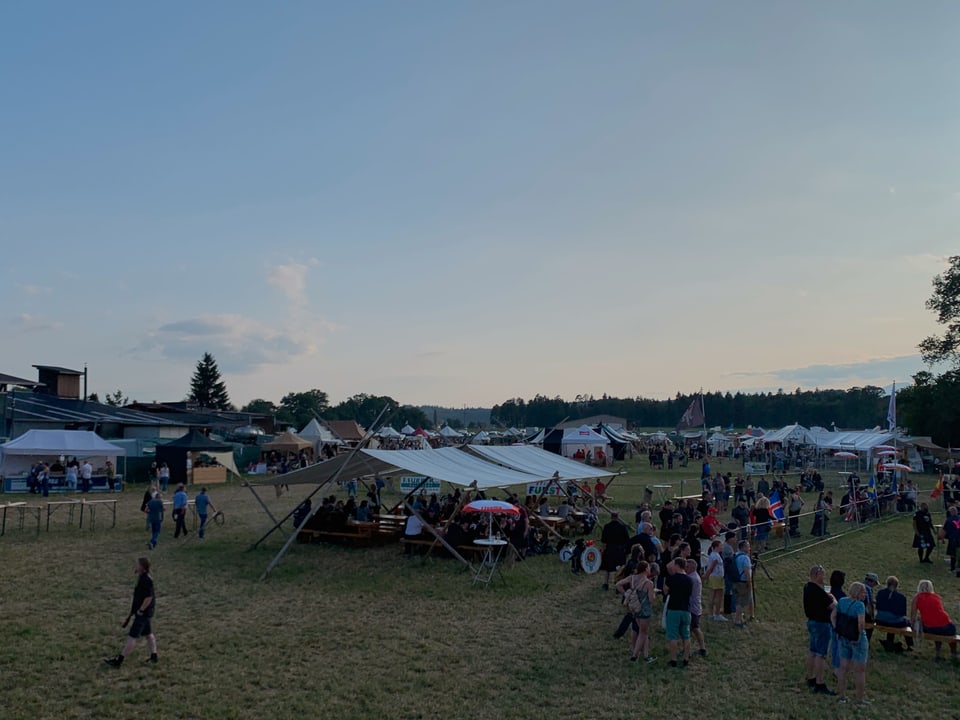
[7,392,163,425]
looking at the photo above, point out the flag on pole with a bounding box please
[676,395,705,431]
[768,490,785,521]
[931,474,944,499]
[866,474,877,500]
[887,382,896,431]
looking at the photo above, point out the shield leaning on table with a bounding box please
[581,545,602,574]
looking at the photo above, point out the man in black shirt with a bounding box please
[600,512,630,590]
[104,557,158,666]
[913,502,935,563]
[802,565,835,695]
[664,557,694,667]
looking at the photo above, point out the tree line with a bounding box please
[157,257,960,447]
[490,387,890,433]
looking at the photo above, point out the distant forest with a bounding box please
[484,387,892,431]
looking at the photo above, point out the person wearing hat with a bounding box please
[862,573,879,641]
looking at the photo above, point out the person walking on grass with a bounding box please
[104,557,158,667]
[803,565,837,696]
[172,484,189,538]
[195,487,217,540]
[146,492,164,549]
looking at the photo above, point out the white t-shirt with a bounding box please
[706,550,724,578]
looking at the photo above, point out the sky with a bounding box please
[2,2,958,409]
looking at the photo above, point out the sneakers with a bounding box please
[814,685,837,696]
[806,678,817,690]
[698,648,707,657]
[668,660,677,668]
[681,659,689,668]
[144,654,158,664]
[713,615,728,622]
[103,655,123,667]
[602,583,609,591]
[645,656,657,664]
[856,699,872,706]
[837,697,848,704]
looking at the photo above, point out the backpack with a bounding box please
[725,551,746,582]
[626,579,653,619]
[834,600,861,641]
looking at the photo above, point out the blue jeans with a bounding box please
[150,522,162,547]
[198,513,208,539]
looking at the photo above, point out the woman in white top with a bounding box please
[704,539,726,621]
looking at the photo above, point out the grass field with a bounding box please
[2,457,959,720]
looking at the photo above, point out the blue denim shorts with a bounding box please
[807,620,831,656]
[839,634,868,664]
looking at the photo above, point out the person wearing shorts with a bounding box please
[803,565,836,695]
[664,558,693,667]
[834,582,868,704]
[104,557,158,666]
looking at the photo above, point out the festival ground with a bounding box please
[1,457,957,720]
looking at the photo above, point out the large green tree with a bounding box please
[188,352,232,410]
[241,398,278,416]
[900,257,960,445]
[277,389,329,429]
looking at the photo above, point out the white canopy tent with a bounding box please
[760,423,816,445]
[465,445,616,481]
[299,419,343,447]
[438,426,463,439]
[252,446,553,491]
[1,429,126,475]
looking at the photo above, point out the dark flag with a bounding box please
[676,395,705,431]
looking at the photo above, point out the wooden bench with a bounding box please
[871,624,913,639]
[400,537,486,559]
[298,527,375,547]
[870,623,960,644]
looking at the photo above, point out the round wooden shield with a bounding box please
[581,546,602,574]
[559,546,573,563]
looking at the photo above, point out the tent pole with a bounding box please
[245,482,288,539]
[425,481,477,555]
[259,404,392,581]
[405,500,474,571]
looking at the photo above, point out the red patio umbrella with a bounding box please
[462,500,520,540]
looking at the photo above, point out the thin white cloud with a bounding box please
[11,313,63,334]
[16,284,50,296]
[266,262,311,307]
[725,354,934,389]
[136,313,324,374]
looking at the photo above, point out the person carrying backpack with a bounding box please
[730,540,753,627]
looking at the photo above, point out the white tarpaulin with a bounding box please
[0,429,126,476]
[808,429,896,452]
[760,424,815,445]
[1,429,126,456]
[465,445,616,481]
[252,446,553,490]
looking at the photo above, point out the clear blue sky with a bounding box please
[2,2,957,408]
